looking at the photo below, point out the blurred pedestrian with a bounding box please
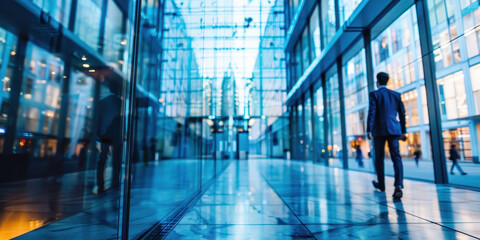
[449,144,467,175]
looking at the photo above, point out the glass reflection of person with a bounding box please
[449,144,467,175]
[95,80,122,194]
[355,145,364,167]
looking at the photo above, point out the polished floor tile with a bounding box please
[6,159,480,239]
[167,159,480,239]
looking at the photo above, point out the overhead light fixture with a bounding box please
[89,69,95,72]
[83,64,90,68]
[81,55,87,61]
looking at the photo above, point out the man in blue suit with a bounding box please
[367,72,407,199]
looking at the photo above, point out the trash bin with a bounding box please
[473,156,479,163]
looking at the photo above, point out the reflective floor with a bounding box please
[2,160,211,240]
[167,159,480,240]
[5,159,480,239]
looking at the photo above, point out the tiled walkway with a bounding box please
[166,159,480,239]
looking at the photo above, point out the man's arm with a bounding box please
[398,94,407,141]
[367,92,376,139]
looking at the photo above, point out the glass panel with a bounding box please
[313,82,325,163]
[32,0,72,25]
[309,5,322,59]
[372,7,434,182]
[343,49,370,171]
[295,40,303,81]
[301,28,310,71]
[0,4,130,235]
[426,0,480,187]
[304,95,313,160]
[339,0,363,24]
[103,0,125,69]
[322,0,337,45]
[326,65,343,168]
[75,0,102,51]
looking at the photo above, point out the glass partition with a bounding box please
[313,81,325,163]
[342,48,370,172]
[325,65,343,168]
[425,0,480,187]
[372,6,434,182]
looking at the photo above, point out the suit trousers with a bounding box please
[374,136,404,188]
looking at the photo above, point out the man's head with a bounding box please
[376,72,390,87]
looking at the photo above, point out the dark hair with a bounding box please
[376,72,390,86]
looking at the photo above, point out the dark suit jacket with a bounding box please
[367,87,406,137]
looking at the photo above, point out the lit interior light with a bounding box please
[120,39,127,46]
[89,69,95,72]
[83,64,90,68]
[10,50,16,56]
[81,55,87,61]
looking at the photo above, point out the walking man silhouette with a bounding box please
[367,72,407,199]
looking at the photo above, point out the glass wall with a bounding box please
[372,6,434,181]
[342,48,370,171]
[325,65,343,167]
[0,0,286,239]
[426,0,480,187]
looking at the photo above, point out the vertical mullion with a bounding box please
[363,30,375,93]
[337,56,348,169]
[2,36,28,154]
[415,0,448,184]
[322,72,329,166]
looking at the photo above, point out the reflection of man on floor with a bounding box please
[95,80,122,194]
[367,72,407,199]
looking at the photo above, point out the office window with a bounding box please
[32,0,72,25]
[295,40,302,81]
[426,0,480,187]
[469,64,480,114]
[321,0,337,45]
[339,0,363,24]
[104,0,124,69]
[343,49,368,165]
[326,66,342,167]
[309,5,321,59]
[301,27,310,72]
[304,95,313,160]
[313,82,325,162]
[75,0,102,51]
[437,71,468,119]
[372,6,433,181]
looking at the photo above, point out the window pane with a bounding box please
[372,7,434,182]
[426,0,480,187]
[343,49,369,171]
[309,5,321,58]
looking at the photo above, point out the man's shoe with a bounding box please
[461,172,467,175]
[372,181,385,192]
[393,187,403,199]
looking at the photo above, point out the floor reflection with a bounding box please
[4,159,480,239]
[168,159,480,239]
